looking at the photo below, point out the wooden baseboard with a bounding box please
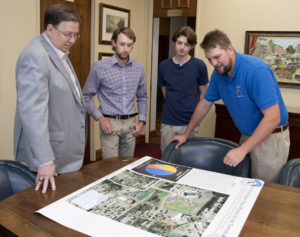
[136,135,145,144]
[150,130,159,137]
[96,149,102,161]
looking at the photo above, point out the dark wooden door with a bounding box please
[153,0,197,18]
[40,0,91,163]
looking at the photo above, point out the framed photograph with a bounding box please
[99,3,130,45]
[245,31,300,88]
[98,52,114,60]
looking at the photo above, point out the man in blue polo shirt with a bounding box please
[171,29,290,182]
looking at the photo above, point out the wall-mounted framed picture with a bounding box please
[245,31,300,88]
[99,3,130,45]
[98,52,114,60]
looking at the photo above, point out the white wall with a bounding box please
[150,18,159,131]
[0,0,40,160]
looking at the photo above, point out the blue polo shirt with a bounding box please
[204,52,288,135]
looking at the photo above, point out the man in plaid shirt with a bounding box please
[83,27,147,159]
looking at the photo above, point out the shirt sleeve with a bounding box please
[197,60,209,86]
[248,66,279,110]
[82,64,102,121]
[16,49,55,165]
[136,67,148,122]
[157,62,166,87]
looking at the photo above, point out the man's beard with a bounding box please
[216,59,232,75]
[116,51,129,61]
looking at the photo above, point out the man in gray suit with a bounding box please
[14,4,86,193]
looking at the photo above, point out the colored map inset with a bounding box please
[133,158,191,182]
[146,164,177,176]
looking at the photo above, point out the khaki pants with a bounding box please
[240,128,290,183]
[160,124,199,153]
[100,117,136,159]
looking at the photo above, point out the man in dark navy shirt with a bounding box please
[158,26,208,152]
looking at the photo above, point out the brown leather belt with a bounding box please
[272,122,289,134]
[103,113,137,120]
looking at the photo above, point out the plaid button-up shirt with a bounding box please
[83,55,148,122]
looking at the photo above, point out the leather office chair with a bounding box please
[0,160,36,201]
[162,137,251,177]
[278,158,300,188]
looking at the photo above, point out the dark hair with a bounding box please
[111,27,136,51]
[171,26,197,46]
[43,4,81,30]
[200,29,232,50]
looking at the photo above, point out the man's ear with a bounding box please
[46,24,52,32]
[227,44,234,52]
[45,24,55,37]
[226,44,235,56]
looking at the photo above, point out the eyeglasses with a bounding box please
[53,26,80,39]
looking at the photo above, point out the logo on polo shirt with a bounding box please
[236,86,244,98]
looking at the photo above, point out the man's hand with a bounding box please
[132,122,144,137]
[223,147,247,167]
[169,134,188,149]
[35,162,57,193]
[99,116,113,134]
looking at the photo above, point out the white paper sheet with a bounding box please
[37,156,263,237]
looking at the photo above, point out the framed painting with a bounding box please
[99,3,130,45]
[98,52,113,60]
[245,31,300,88]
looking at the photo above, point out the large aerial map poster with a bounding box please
[68,167,228,237]
[37,157,264,237]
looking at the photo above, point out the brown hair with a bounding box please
[43,4,81,30]
[171,26,197,46]
[200,29,231,50]
[111,27,136,51]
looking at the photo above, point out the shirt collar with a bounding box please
[222,51,239,81]
[231,51,240,79]
[43,32,69,61]
[111,54,133,67]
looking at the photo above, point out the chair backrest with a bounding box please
[0,160,36,201]
[278,158,300,188]
[162,137,251,177]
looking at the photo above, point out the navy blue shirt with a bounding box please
[158,57,208,125]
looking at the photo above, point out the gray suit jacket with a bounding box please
[14,34,87,174]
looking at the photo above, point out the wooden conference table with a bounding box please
[0,157,300,237]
